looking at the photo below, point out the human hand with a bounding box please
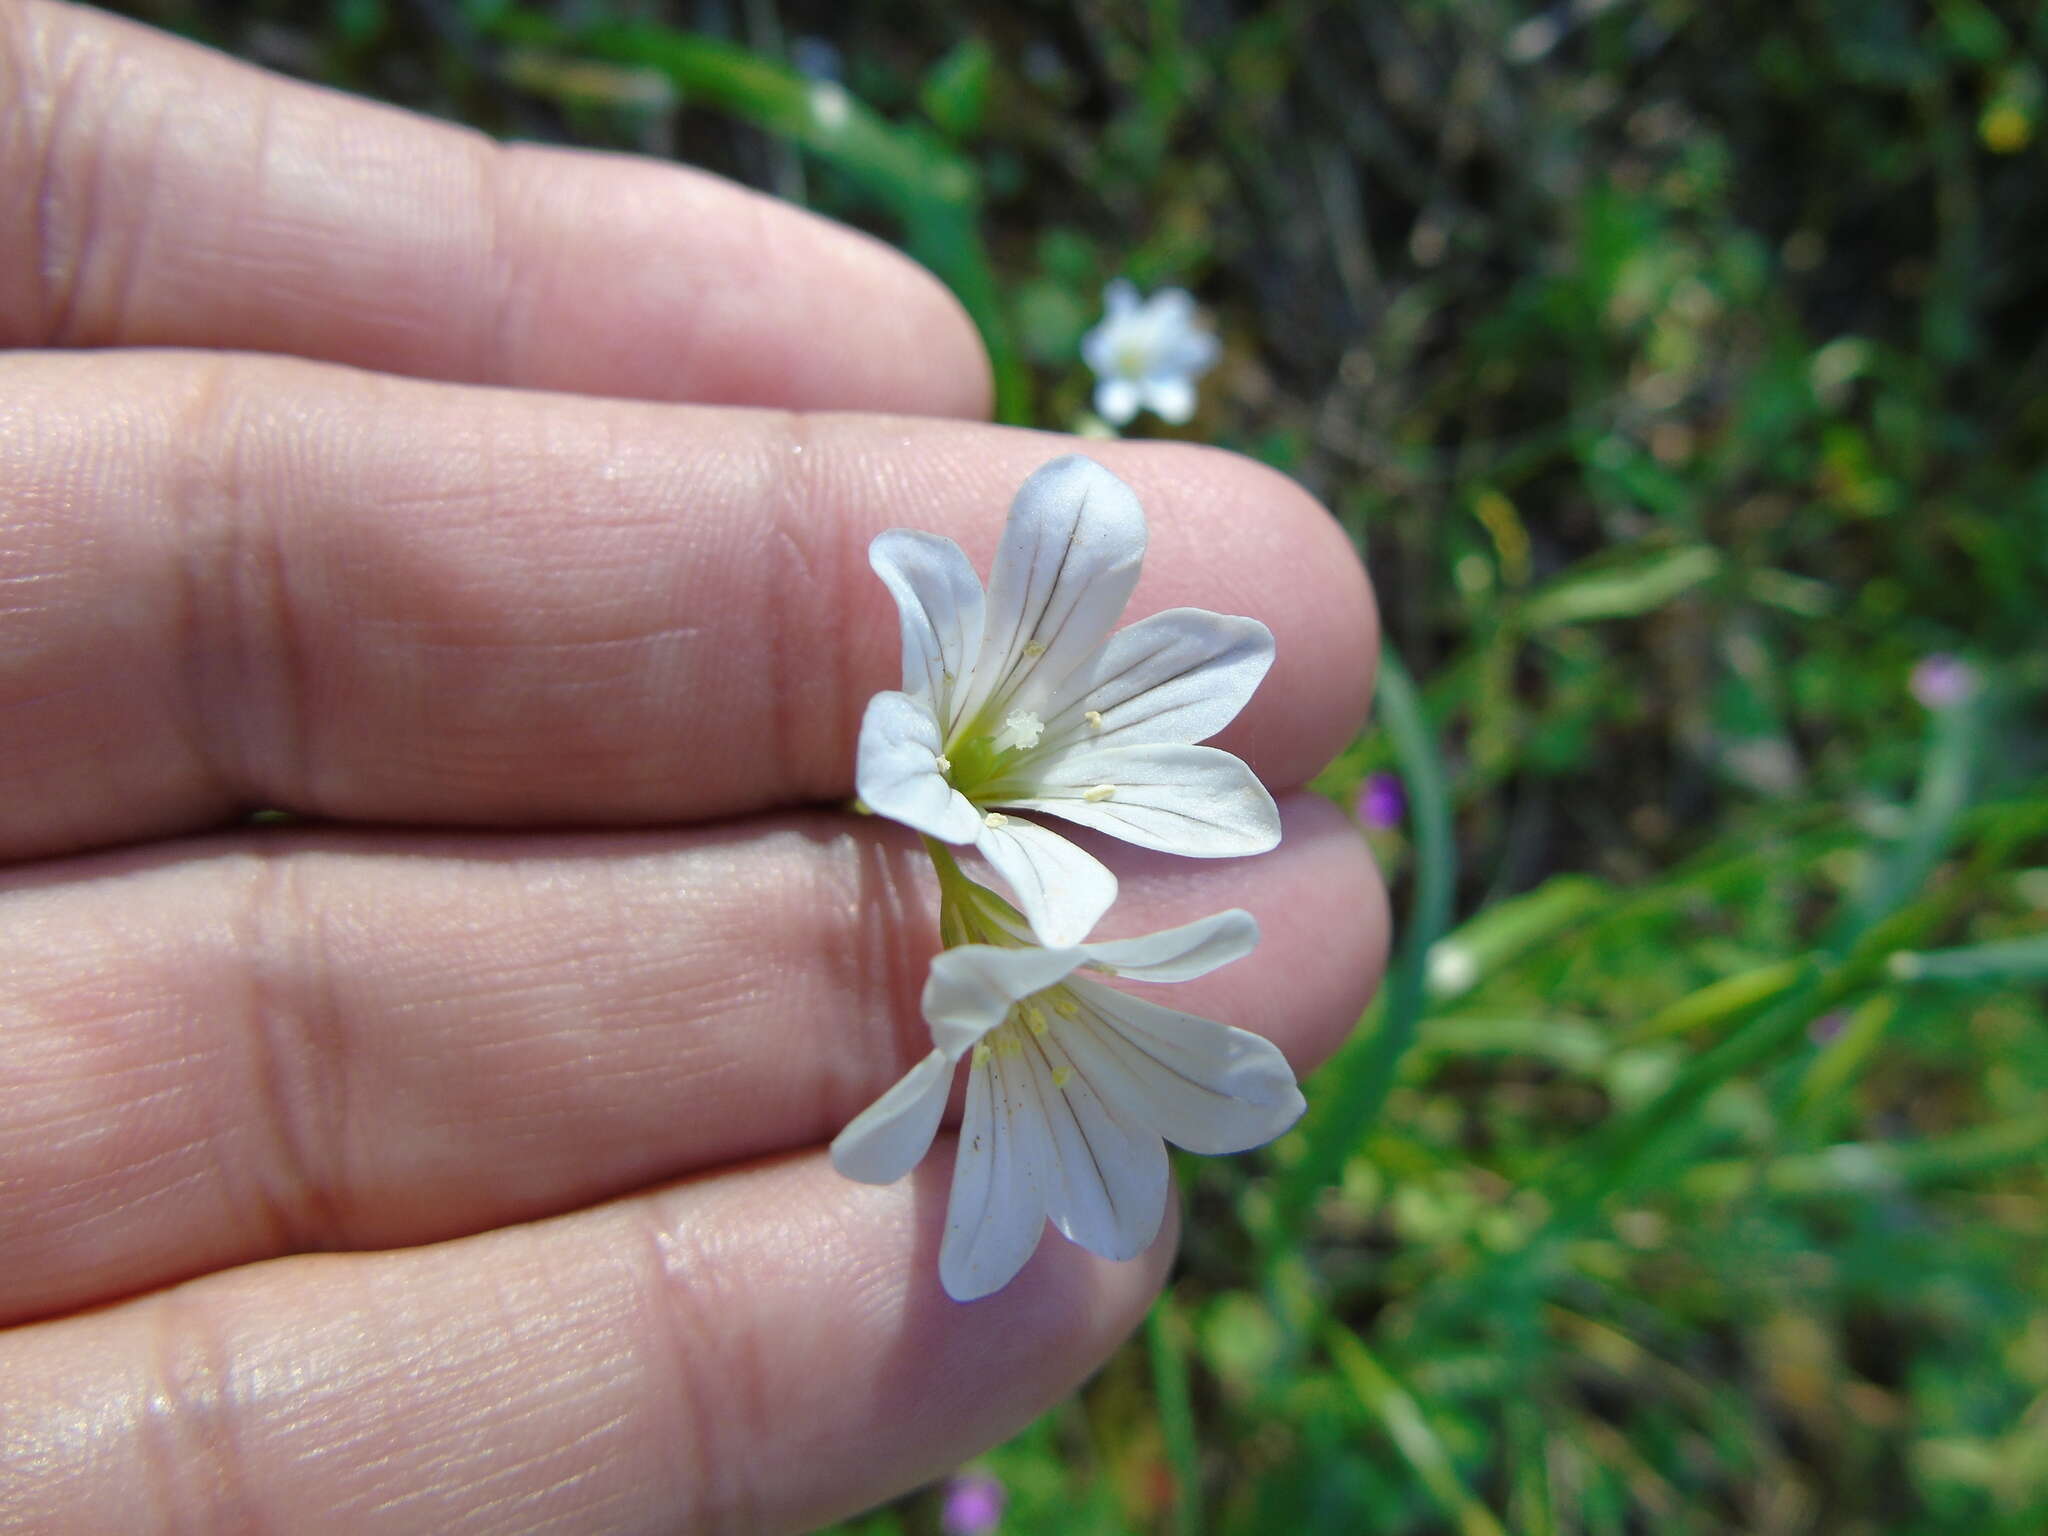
[0,5,1386,1531]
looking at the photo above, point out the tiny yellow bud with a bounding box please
[1083,709,1104,729]
[1982,103,2032,155]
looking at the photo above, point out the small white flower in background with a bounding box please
[1081,280,1219,427]
[856,455,1279,946]
[832,895,1303,1302]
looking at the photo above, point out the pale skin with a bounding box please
[0,4,1389,1532]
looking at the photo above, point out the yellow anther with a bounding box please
[996,1031,1025,1057]
[933,754,951,773]
[1052,1065,1073,1088]
[1053,997,1080,1018]
[1024,640,1047,657]
[983,811,1009,829]
[1083,784,1116,803]
[1020,1005,1048,1036]
[972,1043,993,1065]
[1084,709,1104,729]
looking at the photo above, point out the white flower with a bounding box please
[830,902,1304,1301]
[1080,280,1220,427]
[856,455,1280,946]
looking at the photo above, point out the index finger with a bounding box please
[0,1,990,415]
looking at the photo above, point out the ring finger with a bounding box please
[0,795,1386,1324]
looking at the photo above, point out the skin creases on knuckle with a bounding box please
[1,6,131,348]
[232,843,349,1254]
[818,830,936,1093]
[134,1291,268,1536]
[0,3,67,344]
[629,1201,766,1535]
[757,411,850,805]
[164,356,320,811]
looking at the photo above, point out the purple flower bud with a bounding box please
[1357,772,1406,830]
[1909,654,1978,711]
[1807,1010,1847,1046]
[941,1471,1006,1536]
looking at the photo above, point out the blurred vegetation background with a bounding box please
[114,1,2048,1531]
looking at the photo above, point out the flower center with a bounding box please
[942,708,1050,798]
[970,992,1078,1088]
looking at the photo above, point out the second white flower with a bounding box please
[831,903,1305,1302]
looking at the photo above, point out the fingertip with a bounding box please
[1082,792,1389,1079]
[867,244,993,421]
[748,1153,1176,1527]
[1199,453,1379,788]
[493,144,995,415]
[1039,441,1379,789]
[1259,793,1392,1073]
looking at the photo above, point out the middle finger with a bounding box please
[0,350,1376,862]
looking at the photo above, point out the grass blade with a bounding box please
[1146,1294,1202,1536]
[1276,647,1455,1223]
[1326,1325,1508,1536]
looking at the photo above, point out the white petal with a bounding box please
[1056,981,1305,1155]
[869,530,983,729]
[1023,1032,1168,1261]
[856,691,982,842]
[923,942,1084,1059]
[830,1050,953,1185]
[1081,332,1114,377]
[996,744,1281,856]
[1139,287,1197,332]
[974,814,1118,947]
[1079,908,1259,983]
[941,1049,1053,1302]
[1080,312,1125,376]
[1102,278,1142,320]
[957,456,1146,730]
[1093,377,1141,425]
[1141,375,1197,425]
[1156,325,1219,379]
[1039,608,1273,752]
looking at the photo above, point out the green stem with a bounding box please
[1147,1295,1203,1536]
[923,837,1026,949]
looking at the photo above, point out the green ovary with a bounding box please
[941,706,1046,801]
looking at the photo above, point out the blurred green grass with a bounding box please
[122,1,2048,1530]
